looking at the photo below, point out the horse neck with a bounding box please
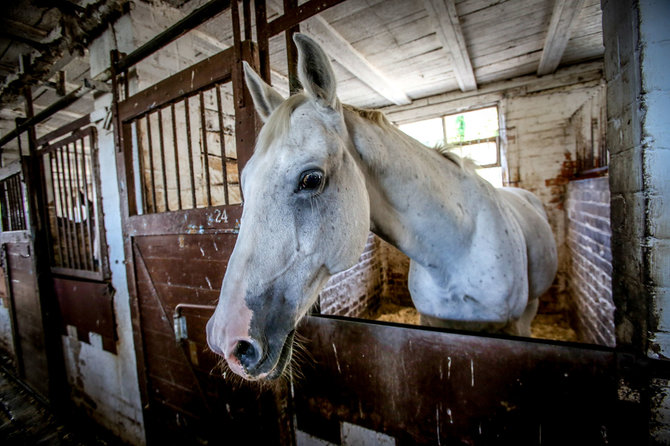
[343,108,478,265]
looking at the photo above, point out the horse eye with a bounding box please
[299,170,323,191]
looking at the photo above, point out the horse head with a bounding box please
[206,34,370,380]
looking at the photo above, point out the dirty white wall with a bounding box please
[383,61,606,315]
[58,1,238,443]
[565,176,613,345]
[53,8,146,446]
[60,101,145,444]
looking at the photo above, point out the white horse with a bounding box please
[206,34,557,381]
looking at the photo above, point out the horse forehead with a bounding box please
[289,103,334,137]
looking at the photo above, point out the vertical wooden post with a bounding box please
[284,0,301,94]
[23,83,67,406]
[254,0,271,83]
[242,0,252,40]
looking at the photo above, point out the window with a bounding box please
[398,106,502,187]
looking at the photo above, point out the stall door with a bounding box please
[115,41,288,444]
[35,120,116,353]
[0,162,50,398]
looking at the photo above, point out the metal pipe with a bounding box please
[96,0,232,82]
[174,303,217,316]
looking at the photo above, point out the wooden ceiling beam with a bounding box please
[301,17,411,105]
[537,0,585,76]
[423,0,477,92]
[267,0,411,105]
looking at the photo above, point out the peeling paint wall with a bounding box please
[503,77,606,314]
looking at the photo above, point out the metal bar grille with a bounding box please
[129,83,241,215]
[0,173,27,231]
[39,127,103,279]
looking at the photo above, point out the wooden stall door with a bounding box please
[35,119,117,354]
[294,316,642,446]
[115,41,287,444]
[0,162,50,398]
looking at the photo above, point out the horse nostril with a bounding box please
[234,339,261,370]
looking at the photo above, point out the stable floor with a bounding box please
[0,365,124,445]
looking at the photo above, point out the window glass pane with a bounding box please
[398,118,444,148]
[476,166,503,188]
[444,107,498,144]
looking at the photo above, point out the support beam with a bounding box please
[267,0,410,105]
[301,18,411,105]
[0,18,48,40]
[423,0,477,92]
[0,30,46,51]
[537,0,585,76]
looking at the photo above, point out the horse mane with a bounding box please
[343,104,478,172]
[433,143,479,172]
[259,95,477,174]
[342,104,392,128]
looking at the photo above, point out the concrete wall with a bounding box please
[565,177,614,346]
[601,0,670,442]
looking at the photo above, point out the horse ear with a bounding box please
[293,33,338,109]
[243,61,285,122]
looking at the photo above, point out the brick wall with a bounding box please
[319,234,412,318]
[319,234,384,318]
[566,177,614,346]
[379,239,412,307]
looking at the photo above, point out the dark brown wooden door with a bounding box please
[294,316,641,446]
[0,162,50,398]
[114,41,287,444]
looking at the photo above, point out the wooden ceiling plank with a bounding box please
[266,0,410,105]
[423,0,477,92]
[537,0,586,75]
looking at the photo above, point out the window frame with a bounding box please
[398,105,503,183]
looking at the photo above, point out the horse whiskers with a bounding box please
[205,332,312,391]
[286,330,314,384]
